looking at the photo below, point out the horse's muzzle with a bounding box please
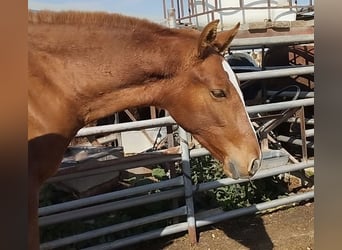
[229,158,261,180]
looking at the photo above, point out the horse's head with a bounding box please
[163,20,261,179]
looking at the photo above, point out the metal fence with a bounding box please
[162,0,314,27]
[39,35,314,249]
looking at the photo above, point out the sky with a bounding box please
[28,0,314,23]
[28,0,167,22]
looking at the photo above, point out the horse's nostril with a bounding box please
[249,159,261,176]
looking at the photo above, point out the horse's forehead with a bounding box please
[221,59,244,102]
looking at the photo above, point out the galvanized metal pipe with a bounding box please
[178,127,197,244]
[231,34,314,48]
[267,90,314,98]
[76,116,176,137]
[277,135,314,148]
[306,129,314,137]
[196,191,314,227]
[81,191,313,250]
[287,117,314,125]
[40,206,187,250]
[237,66,314,81]
[195,160,314,193]
[39,176,184,216]
[190,147,210,158]
[47,154,182,183]
[39,187,184,227]
[81,220,189,250]
[246,98,314,114]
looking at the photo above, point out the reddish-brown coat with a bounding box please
[28,11,261,249]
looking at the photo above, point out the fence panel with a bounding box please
[39,32,314,249]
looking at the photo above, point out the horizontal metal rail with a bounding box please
[287,117,314,125]
[81,191,314,250]
[76,116,176,137]
[277,135,314,148]
[267,90,314,98]
[306,129,314,137]
[231,34,314,48]
[195,160,314,193]
[236,66,314,81]
[190,147,210,158]
[47,153,181,183]
[195,191,314,227]
[40,176,184,216]
[39,187,185,227]
[246,98,314,114]
[40,206,188,250]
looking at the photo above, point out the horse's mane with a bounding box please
[28,10,167,32]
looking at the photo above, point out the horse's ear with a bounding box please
[198,19,220,58]
[213,22,240,54]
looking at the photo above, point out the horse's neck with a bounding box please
[73,29,187,124]
[29,24,191,136]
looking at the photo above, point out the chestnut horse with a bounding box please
[28,11,261,249]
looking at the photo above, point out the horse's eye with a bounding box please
[211,89,226,98]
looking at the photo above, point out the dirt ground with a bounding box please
[133,202,314,250]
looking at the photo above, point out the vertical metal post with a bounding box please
[166,111,179,223]
[178,126,197,245]
[162,0,167,20]
[297,106,308,161]
[166,113,176,177]
[179,0,184,20]
[150,106,156,119]
[188,0,194,24]
[260,135,269,151]
[239,0,246,24]
[114,112,122,147]
[261,46,265,70]
[267,0,271,21]
[167,8,177,28]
